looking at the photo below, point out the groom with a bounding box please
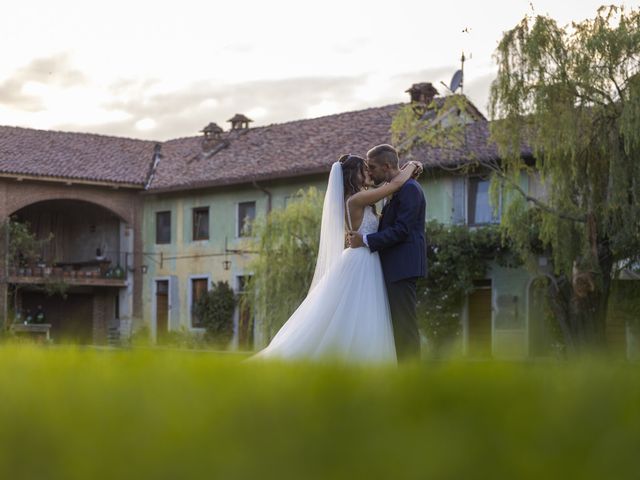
[348,144,427,361]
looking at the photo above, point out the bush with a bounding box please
[608,280,640,334]
[129,324,152,347]
[158,326,210,349]
[193,281,236,347]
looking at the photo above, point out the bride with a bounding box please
[251,154,420,363]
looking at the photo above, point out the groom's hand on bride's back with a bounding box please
[347,231,365,248]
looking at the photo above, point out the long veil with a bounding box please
[309,161,345,292]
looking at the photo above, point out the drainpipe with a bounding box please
[144,144,162,190]
[2,220,7,329]
[252,180,272,214]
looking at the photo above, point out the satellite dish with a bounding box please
[450,69,463,93]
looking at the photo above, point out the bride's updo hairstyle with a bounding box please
[339,154,366,198]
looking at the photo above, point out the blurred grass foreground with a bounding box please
[0,346,638,480]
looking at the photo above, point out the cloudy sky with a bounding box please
[0,0,634,140]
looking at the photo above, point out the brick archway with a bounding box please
[5,189,134,225]
[0,179,144,328]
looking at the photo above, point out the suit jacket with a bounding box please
[367,178,427,283]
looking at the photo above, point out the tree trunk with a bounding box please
[547,239,614,353]
[567,240,613,351]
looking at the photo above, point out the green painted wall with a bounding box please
[141,169,541,358]
[141,175,327,339]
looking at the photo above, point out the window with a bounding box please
[237,201,256,237]
[452,177,466,224]
[192,207,209,241]
[190,277,209,329]
[467,177,499,225]
[156,211,171,244]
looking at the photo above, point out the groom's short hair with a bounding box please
[367,144,399,168]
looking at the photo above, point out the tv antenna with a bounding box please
[440,51,466,95]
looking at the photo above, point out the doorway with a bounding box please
[467,281,493,357]
[155,280,169,340]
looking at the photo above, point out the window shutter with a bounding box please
[452,176,466,224]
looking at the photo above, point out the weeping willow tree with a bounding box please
[487,5,640,349]
[241,188,323,343]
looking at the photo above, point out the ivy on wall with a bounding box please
[418,221,520,347]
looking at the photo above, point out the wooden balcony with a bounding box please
[7,260,127,288]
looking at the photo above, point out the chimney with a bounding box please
[406,82,439,105]
[227,113,253,131]
[200,122,224,152]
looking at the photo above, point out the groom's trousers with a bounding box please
[385,278,420,361]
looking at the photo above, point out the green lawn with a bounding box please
[0,345,637,479]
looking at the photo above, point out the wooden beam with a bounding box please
[0,173,143,190]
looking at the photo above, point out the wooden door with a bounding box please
[468,287,492,357]
[236,276,253,349]
[190,278,208,328]
[237,304,253,349]
[156,280,169,340]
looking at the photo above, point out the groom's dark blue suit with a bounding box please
[366,178,427,360]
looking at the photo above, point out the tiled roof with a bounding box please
[151,104,401,191]
[0,126,156,186]
[0,98,532,192]
[149,101,526,192]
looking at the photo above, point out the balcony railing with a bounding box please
[6,260,127,287]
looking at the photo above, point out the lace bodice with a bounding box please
[358,206,379,235]
[346,203,379,236]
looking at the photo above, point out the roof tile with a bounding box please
[0,126,156,186]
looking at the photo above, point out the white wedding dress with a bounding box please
[252,203,397,364]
